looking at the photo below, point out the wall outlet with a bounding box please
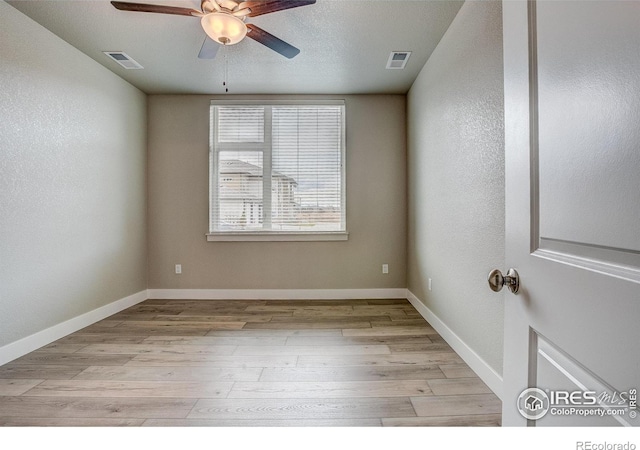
[382,264,389,274]
[428,278,432,291]
[175,264,182,274]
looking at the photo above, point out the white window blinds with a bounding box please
[210,102,345,236]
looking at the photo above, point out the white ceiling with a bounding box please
[7,0,464,95]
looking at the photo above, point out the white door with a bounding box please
[502,0,640,426]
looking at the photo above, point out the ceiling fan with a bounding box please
[110,0,316,59]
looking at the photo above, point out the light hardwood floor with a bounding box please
[0,299,501,426]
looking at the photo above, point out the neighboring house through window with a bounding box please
[208,101,347,241]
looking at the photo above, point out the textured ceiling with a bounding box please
[7,0,464,95]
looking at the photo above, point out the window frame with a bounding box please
[207,100,348,242]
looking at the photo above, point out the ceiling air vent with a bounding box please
[103,52,143,69]
[386,51,411,70]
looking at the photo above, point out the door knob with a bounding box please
[488,268,520,294]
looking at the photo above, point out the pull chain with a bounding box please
[223,50,229,93]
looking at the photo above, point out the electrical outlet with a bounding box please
[175,264,182,274]
[428,278,432,291]
[382,264,389,274]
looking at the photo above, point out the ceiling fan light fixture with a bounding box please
[201,12,247,45]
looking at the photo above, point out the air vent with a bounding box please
[103,52,143,69]
[386,51,411,70]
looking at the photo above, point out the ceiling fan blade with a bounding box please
[241,0,316,17]
[246,24,300,59]
[111,1,202,17]
[198,37,220,59]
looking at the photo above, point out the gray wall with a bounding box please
[147,95,407,289]
[0,1,148,347]
[407,0,505,374]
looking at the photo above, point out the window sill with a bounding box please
[206,231,349,242]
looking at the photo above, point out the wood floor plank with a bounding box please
[126,354,297,368]
[227,380,432,398]
[141,336,288,346]
[23,380,233,398]
[90,320,124,328]
[119,307,187,315]
[76,344,238,355]
[269,316,392,324]
[259,366,445,382]
[142,418,381,427]
[74,366,263,381]
[0,417,146,426]
[297,352,463,367]
[352,305,419,313]
[188,397,416,420]
[243,321,372,330]
[428,334,448,343]
[439,363,477,379]
[410,394,502,417]
[130,302,251,310]
[127,306,246,315]
[342,326,437,337]
[290,309,408,318]
[388,343,454,353]
[427,378,493,396]
[0,379,44,396]
[36,343,88,353]
[10,353,135,366]
[365,299,413,305]
[244,305,354,313]
[125,303,180,312]
[51,335,149,345]
[233,345,390,356]
[0,396,197,419]
[371,319,431,327]
[252,300,370,306]
[107,313,163,320]
[76,326,210,336]
[118,320,246,329]
[285,335,434,346]
[0,365,86,380]
[206,329,342,337]
[382,414,502,426]
[153,315,275,323]
[143,299,266,306]
[173,309,271,315]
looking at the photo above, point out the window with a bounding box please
[208,101,346,241]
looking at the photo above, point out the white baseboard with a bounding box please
[0,290,148,366]
[147,288,408,300]
[406,290,504,400]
